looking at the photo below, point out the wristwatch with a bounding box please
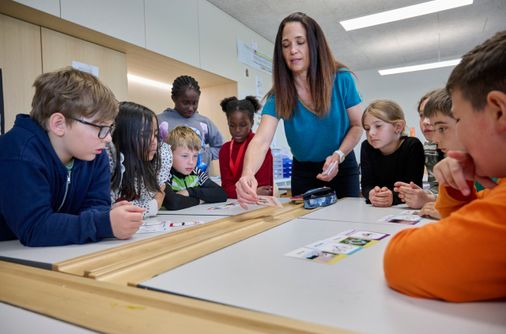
[334,149,345,163]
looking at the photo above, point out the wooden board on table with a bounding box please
[55,202,312,286]
[0,261,354,334]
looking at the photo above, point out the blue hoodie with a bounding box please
[0,114,113,246]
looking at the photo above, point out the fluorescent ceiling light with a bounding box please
[378,58,461,75]
[127,74,172,90]
[340,0,473,31]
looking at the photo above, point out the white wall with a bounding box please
[60,0,146,47]
[145,0,200,68]
[15,0,274,100]
[198,0,272,99]
[14,0,59,16]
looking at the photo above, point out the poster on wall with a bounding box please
[0,68,4,135]
[237,39,272,74]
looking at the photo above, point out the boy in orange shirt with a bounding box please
[383,31,506,302]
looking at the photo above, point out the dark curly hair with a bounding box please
[220,95,261,124]
[171,75,201,99]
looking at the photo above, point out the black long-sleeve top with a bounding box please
[360,136,425,205]
[162,167,227,210]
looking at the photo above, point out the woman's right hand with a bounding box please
[236,175,259,208]
[257,185,273,196]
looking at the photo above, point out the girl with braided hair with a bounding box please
[158,75,224,170]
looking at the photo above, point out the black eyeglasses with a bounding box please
[68,117,114,139]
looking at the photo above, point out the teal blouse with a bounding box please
[262,71,361,162]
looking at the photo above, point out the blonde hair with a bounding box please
[362,100,406,135]
[30,67,118,129]
[166,126,201,151]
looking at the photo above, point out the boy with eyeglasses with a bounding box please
[0,67,145,246]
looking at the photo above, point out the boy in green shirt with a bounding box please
[163,126,226,210]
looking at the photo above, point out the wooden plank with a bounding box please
[0,13,42,131]
[41,27,128,100]
[0,261,353,334]
[55,203,312,285]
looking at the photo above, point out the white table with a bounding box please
[140,215,506,334]
[300,197,424,225]
[0,214,224,269]
[159,198,290,216]
[0,302,94,334]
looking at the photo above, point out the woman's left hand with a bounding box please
[316,154,339,182]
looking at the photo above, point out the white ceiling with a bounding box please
[207,0,506,72]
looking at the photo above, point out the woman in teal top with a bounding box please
[236,12,364,202]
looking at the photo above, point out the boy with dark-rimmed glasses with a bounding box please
[0,67,144,246]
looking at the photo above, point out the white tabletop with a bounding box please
[300,197,422,224]
[159,198,290,216]
[0,302,94,334]
[0,214,224,268]
[140,217,506,334]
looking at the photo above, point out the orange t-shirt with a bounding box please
[383,179,506,302]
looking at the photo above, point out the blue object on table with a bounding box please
[196,153,207,172]
[302,187,337,209]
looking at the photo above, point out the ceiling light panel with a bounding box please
[340,0,474,31]
[378,58,461,75]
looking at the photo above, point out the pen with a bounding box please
[322,161,338,176]
[168,221,202,228]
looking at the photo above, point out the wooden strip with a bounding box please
[83,205,288,277]
[86,204,308,284]
[55,203,312,285]
[54,204,288,274]
[0,261,354,334]
[103,207,307,285]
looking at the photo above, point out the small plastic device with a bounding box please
[302,186,337,209]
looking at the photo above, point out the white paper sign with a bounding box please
[72,60,99,77]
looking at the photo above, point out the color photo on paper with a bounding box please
[285,229,389,265]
